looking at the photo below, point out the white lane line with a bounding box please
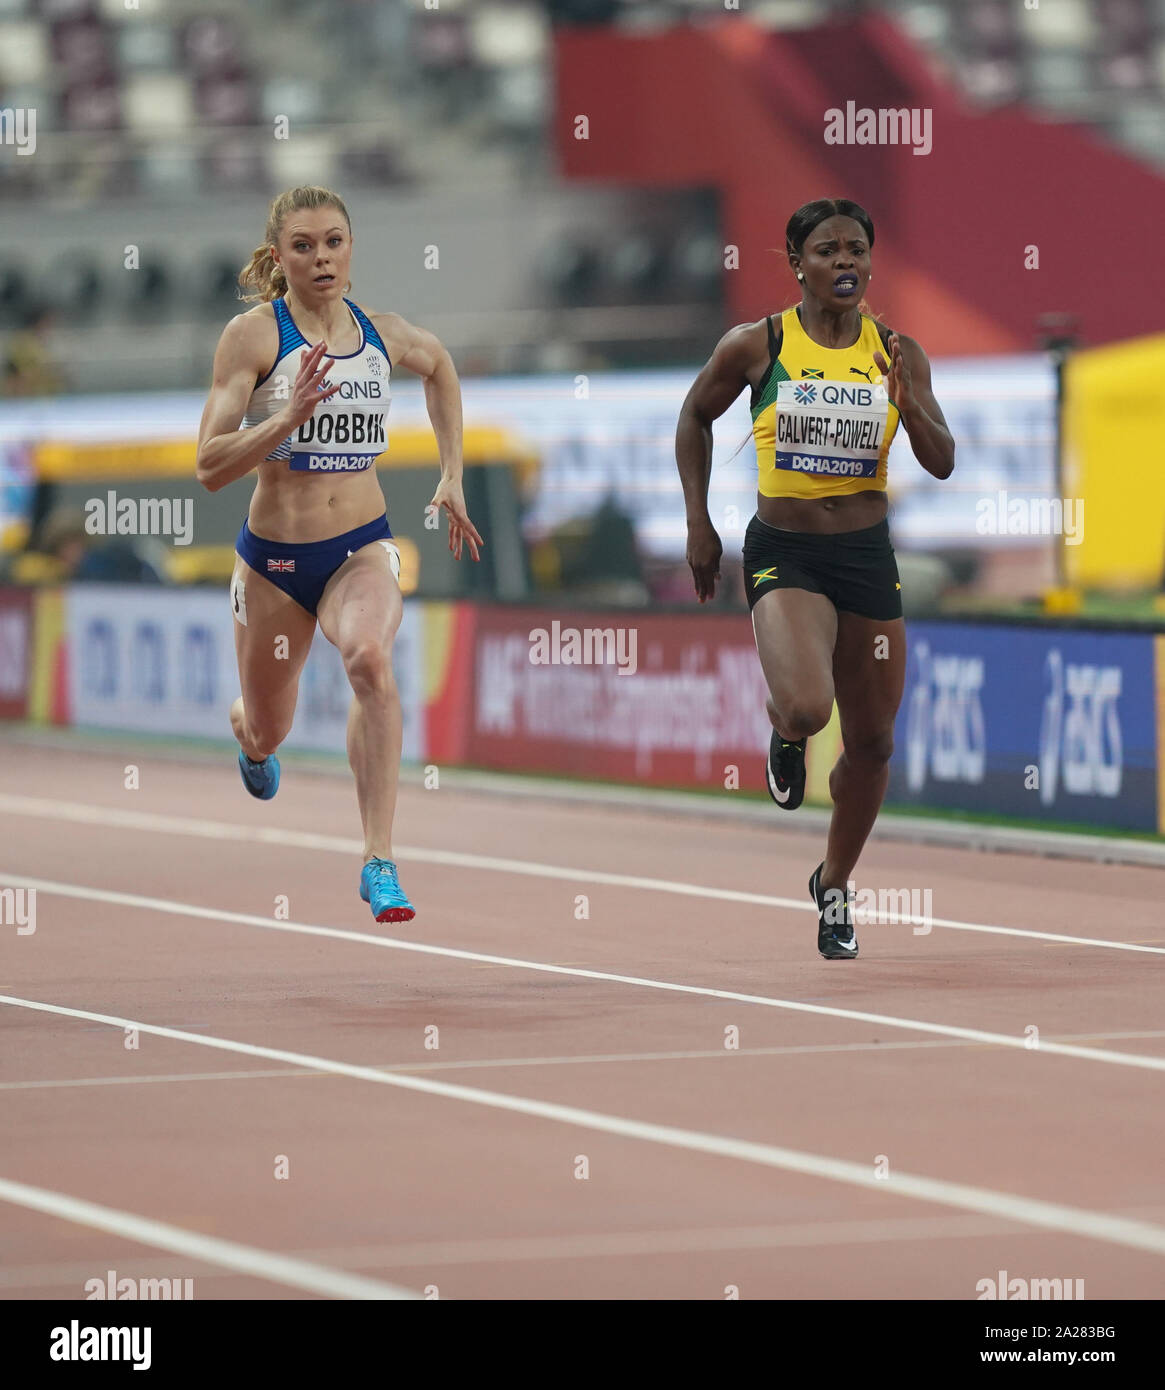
[3,872,1164,1075]
[0,1213,1033,1288]
[0,792,1159,956]
[0,1175,419,1300]
[4,994,1165,1259]
[11,1201,1165,1286]
[275,1213,1033,1267]
[7,1030,1165,1094]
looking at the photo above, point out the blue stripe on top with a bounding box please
[254,295,390,388]
[346,299,390,366]
[255,298,310,388]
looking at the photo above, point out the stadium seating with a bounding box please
[1,0,1163,382]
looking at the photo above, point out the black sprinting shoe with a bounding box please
[765,731,806,810]
[809,862,859,960]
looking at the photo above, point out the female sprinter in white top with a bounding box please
[195,186,482,924]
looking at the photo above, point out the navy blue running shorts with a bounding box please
[235,512,400,615]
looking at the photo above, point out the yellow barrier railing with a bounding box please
[33,426,539,486]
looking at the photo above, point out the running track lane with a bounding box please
[0,739,1162,1299]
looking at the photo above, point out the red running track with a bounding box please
[1,735,1163,1300]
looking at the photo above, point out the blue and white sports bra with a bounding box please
[242,296,392,473]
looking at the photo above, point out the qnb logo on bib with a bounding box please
[904,641,986,792]
[1038,649,1122,805]
[316,379,383,400]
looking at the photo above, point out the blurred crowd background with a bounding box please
[3,0,1165,617]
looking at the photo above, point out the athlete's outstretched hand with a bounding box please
[429,477,484,562]
[872,333,917,417]
[687,517,722,603]
[285,342,342,430]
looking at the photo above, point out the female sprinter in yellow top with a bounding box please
[196,186,482,924]
[677,198,954,959]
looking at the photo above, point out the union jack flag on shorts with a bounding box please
[267,558,295,573]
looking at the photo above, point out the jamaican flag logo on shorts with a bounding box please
[801,367,824,378]
[752,566,778,588]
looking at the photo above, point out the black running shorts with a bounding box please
[742,514,903,620]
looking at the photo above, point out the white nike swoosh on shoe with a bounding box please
[766,763,791,802]
[832,938,858,952]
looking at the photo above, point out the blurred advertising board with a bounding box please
[0,588,32,720]
[0,354,1055,564]
[7,586,1162,836]
[67,586,233,741]
[63,585,423,760]
[295,603,423,762]
[461,603,1162,834]
[0,442,35,547]
[390,358,1057,558]
[888,622,1162,833]
[464,603,775,789]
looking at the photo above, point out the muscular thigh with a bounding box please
[832,612,906,752]
[751,587,838,712]
[316,542,402,656]
[230,558,317,714]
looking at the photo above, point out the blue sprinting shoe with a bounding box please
[238,750,280,800]
[359,857,416,923]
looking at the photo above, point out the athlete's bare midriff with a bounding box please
[247,462,388,543]
[244,301,389,544]
[755,488,888,534]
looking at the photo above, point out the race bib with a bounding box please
[773,378,889,478]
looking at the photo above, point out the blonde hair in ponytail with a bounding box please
[237,186,353,304]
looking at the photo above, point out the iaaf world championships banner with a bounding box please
[466,604,774,790]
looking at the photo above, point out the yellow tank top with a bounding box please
[751,306,900,499]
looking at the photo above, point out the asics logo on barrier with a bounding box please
[1038,650,1122,804]
[904,641,987,792]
